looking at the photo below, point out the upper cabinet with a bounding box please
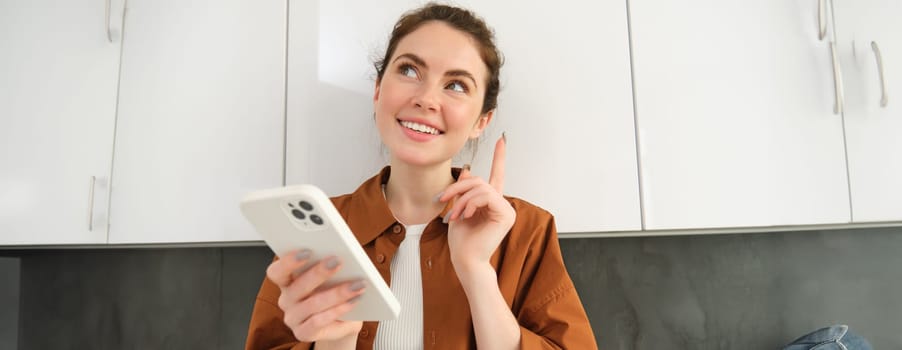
[0,0,124,244]
[6,0,902,246]
[630,0,852,230]
[107,0,286,243]
[834,0,902,223]
[286,0,642,233]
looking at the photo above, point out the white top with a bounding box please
[373,223,426,350]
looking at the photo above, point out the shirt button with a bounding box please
[360,329,369,337]
[376,254,385,264]
[392,225,402,234]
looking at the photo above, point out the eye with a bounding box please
[446,80,468,93]
[399,64,418,79]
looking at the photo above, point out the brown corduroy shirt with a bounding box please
[245,167,598,349]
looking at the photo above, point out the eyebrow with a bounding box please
[392,53,479,90]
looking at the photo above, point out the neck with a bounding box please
[384,158,455,225]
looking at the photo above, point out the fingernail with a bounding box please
[325,257,340,270]
[433,191,444,203]
[349,281,365,292]
[295,249,311,261]
[502,131,506,143]
[348,295,362,304]
[462,164,471,172]
[442,211,451,224]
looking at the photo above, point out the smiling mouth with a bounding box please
[398,119,443,135]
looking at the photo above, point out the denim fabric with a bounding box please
[782,325,873,350]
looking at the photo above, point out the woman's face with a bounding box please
[374,21,492,168]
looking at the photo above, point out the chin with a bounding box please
[393,153,441,167]
[390,147,452,168]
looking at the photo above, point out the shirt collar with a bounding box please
[345,166,461,246]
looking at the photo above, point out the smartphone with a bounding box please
[240,184,400,321]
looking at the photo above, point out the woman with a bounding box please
[245,3,597,349]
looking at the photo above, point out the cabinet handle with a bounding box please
[105,0,112,42]
[818,0,827,40]
[830,42,845,114]
[871,41,888,108]
[88,176,96,231]
[105,0,122,42]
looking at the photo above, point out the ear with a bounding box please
[469,110,495,139]
[373,79,382,103]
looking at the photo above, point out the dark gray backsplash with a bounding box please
[560,228,902,349]
[2,227,901,349]
[0,257,20,350]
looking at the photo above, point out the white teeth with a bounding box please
[400,120,440,135]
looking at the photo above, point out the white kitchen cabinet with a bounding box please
[834,0,902,223]
[630,0,852,230]
[0,0,124,244]
[287,0,641,233]
[107,0,286,243]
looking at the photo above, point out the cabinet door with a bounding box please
[631,0,852,230]
[835,0,902,222]
[0,0,123,244]
[108,0,285,243]
[287,0,641,233]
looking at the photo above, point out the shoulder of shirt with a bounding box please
[503,195,556,240]
[504,195,552,218]
[329,192,354,212]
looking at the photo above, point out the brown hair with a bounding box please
[374,3,503,114]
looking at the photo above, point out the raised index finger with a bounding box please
[489,133,506,192]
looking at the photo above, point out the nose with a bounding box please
[413,84,439,112]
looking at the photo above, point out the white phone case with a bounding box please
[240,184,400,321]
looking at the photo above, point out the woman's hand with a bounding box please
[438,135,516,277]
[265,251,364,346]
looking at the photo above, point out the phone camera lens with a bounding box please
[291,209,306,220]
[299,201,313,211]
[310,215,323,225]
